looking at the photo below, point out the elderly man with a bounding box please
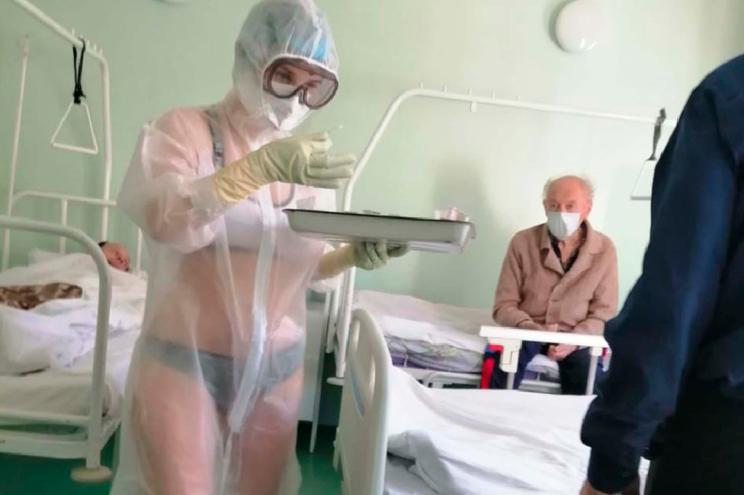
[491,175,618,394]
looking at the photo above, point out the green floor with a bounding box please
[0,423,341,495]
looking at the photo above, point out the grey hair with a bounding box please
[542,175,595,201]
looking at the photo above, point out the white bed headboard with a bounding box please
[335,308,390,495]
[1,191,144,274]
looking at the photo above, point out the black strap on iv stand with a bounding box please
[72,39,87,105]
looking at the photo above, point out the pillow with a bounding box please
[28,249,67,265]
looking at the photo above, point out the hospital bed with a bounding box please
[310,287,561,452]
[334,308,634,495]
[1,201,332,476]
[0,1,138,481]
[353,290,563,390]
[0,213,146,482]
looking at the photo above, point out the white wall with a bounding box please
[318,0,744,308]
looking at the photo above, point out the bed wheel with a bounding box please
[70,465,113,483]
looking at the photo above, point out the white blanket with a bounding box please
[387,368,647,495]
[0,253,146,374]
[0,330,139,418]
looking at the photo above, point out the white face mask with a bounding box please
[264,94,310,131]
[546,212,582,240]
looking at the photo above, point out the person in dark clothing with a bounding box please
[580,55,744,495]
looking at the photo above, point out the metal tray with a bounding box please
[284,209,475,253]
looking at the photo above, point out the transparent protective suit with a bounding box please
[111,1,340,493]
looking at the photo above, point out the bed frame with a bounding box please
[0,215,118,482]
[334,309,610,495]
[0,197,144,483]
[333,309,391,495]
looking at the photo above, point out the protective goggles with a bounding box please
[262,57,339,109]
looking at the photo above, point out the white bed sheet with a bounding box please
[0,253,146,374]
[0,252,146,419]
[386,368,647,494]
[384,456,438,495]
[0,329,138,419]
[355,290,491,355]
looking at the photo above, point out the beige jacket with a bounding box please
[493,223,618,335]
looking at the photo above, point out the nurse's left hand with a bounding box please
[350,240,409,270]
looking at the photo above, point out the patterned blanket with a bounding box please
[0,283,83,310]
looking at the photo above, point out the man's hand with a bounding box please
[516,320,544,330]
[580,478,641,495]
[547,344,577,361]
[580,481,609,495]
[517,322,568,332]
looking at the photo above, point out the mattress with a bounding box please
[0,329,138,420]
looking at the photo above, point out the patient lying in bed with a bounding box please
[98,241,131,272]
[0,246,146,375]
[0,241,131,311]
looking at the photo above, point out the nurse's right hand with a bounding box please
[213,132,356,204]
[250,132,355,188]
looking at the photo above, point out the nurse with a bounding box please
[111,1,406,493]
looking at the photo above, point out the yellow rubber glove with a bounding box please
[213,132,355,204]
[315,241,410,280]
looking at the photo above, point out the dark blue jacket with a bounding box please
[581,55,744,493]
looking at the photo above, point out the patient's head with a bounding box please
[542,175,594,222]
[98,241,130,272]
